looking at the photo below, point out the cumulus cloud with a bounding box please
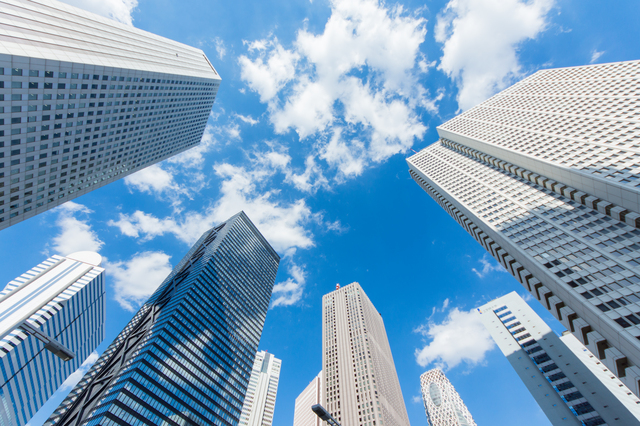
[472,253,506,278]
[239,0,434,186]
[271,263,306,307]
[59,0,138,26]
[50,202,104,256]
[435,0,554,110]
[214,37,226,60]
[58,351,100,392]
[414,306,495,370]
[590,49,605,64]
[107,251,173,311]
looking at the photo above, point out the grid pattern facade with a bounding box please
[0,253,105,426]
[239,351,281,426]
[322,283,410,426]
[293,371,322,426]
[419,369,476,426]
[478,292,640,426]
[407,61,640,398]
[0,0,221,229]
[47,212,280,426]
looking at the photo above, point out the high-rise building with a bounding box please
[322,283,410,426]
[420,369,476,426]
[0,251,105,426]
[293,371,323,426]
[239,351,282,426]
[407,60,640,397]
[478,292,640,425]
[0,0,221,230]
[47,211,280,426]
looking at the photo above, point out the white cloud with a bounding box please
[124,164,185,199]
[239,0,434,185]
[414,307,495,370]
[107,251,173,311]
[472,253,506,278]
[271,263,306,307]
[58,351,100,392]
[168,123,218,168]
[50,202,104,256]
[285,155,329,193]
[590,49,605,64]
[235,114,260,125]
[214,37,226,60]
[59,0,138,26]
[435,0,554,111]
[412,395,423,404]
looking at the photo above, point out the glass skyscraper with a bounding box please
[408,60,640,397]
[47,211,280,426]
[0,251,105,426]
[0,0,220,230]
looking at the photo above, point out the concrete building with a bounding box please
[420,369,476,426]
[0,251,105,426]
[478,292,640,425]
[0,0,220,230]
[293,371,323,426]
[47,212,279,426]
[322,282,410,426]
[407,60,640,397]
[239,351,282,426]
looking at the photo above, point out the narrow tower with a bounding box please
[322,282,410,426]
[420,369,476,426]
[239,351,282,426]
[47,212,280,426]
[0,251,105,426]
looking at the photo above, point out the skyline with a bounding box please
[0,0,639,425]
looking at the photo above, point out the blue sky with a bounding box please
[5,0,640,424]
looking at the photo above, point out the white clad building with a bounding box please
[408,60,640,397]
[0,0,220,230]
[420,369,476,426]
[293,371,323,426]
[0,251,105,426]
[322,283,410,426]
[478,292,640,425]
[239,351,282,426]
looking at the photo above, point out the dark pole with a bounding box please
[312,404,342,426]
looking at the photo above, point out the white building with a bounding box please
[0,251,105,426]
[293,371,323,426]
[407,60,640,397]
[420,369,476,426]
[0,0,220,230]
[478,292,640,425]
[322,283,410,426]
[239,351,282,426]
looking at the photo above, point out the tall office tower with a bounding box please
[322,282,410,426]
[478,292,640,425]
[293,371,323,426]
[407,60,640,397]
[239,351,282,426]
[420,369,476,426]
[0,0,221,230]
[47,212,280,426]
[0,251,105,426]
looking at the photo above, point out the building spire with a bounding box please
[336,283,340,290]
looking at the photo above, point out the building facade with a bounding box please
[407,60,640,397]
[239,351,282,426]
[420,369,476,426]
[46,212,280,426]
[478,292,640,425]
[322,283,410,426]
[0,251,105,426]
[0,0,221,230]
[293,371,323,426]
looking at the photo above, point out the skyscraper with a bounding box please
[0,251,105,426]
[239,351,282,426]
[47,211,280,426]
[407,60,640,397]
[0,0,221,230]
[420,369,476,426]
[478,292,640,425]
[322,283,410,426]
[293,371,323,426]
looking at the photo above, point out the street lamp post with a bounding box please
[312,404,342,426]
